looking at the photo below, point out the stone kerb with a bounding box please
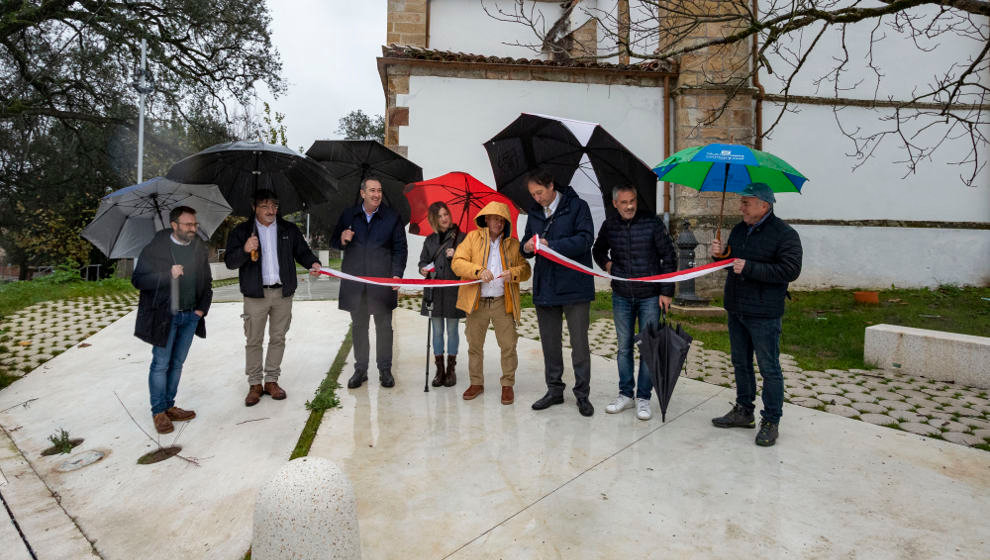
[253,457,361,559]
[865,324,990,389]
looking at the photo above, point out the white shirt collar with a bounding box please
[544,190,560,216]
[170,234,191,246]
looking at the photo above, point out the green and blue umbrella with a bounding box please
[653,143,807,256]
[652,143,807,193]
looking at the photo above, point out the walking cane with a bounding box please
[423,283,433,393]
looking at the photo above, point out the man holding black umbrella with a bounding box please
[225,189,322,407]
[520,168,596,416]
[331,177,408,389]
[592,185,677,421]
[709,182,802,447]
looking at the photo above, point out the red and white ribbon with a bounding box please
[318,268,480,288]
[314,237,733,289]
[532,235,734,283]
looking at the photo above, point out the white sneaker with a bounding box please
[636,398,653,421]
[605,395,634,414]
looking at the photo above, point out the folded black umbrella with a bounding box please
[636,313,694,422]
[166,140,337,216]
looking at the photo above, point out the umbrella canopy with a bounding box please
[404,172,520,238]
[81,177,231,259]
[166,140,337,216]
[653,143,807,193]
[653,143,807,255]
[484,113,657,234]
[636,315,694,422]
[306,139,420,228]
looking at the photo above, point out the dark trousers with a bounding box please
[727,312,784,423]
[351,294,393,373]
[535,303,591,399]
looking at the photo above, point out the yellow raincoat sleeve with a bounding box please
[451,232,483,279]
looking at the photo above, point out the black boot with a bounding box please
[444,355,457,387]
[431,355,445,387]
[379,369,395,388]
[711,403,755,428]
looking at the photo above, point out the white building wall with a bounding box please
[765,103,989,289]
[765,103,990,222]
[396,75,665,281]
[792,225,990,290]
[430,1,628,61]
[760,4,990,99]
[429,0,562,57]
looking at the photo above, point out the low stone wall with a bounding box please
[209,262,237,281]
[865,324,990,389]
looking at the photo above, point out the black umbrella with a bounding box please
[483,113,657,231]
[305,140,419,227]
[636,312,694,422]
[166,140,337,216]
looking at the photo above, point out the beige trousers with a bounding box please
[464,296,518,387]
[242,287,292,385]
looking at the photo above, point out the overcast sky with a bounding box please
[257,1,387,153]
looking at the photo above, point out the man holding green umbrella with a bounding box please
[709,182,802,447]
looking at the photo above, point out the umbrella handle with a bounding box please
[713,228,732,259]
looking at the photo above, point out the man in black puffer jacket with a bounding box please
[592,185,676,422]
[710,182,802,447]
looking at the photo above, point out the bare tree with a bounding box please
[484,0,989,185]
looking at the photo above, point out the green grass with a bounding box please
[212,277,240,288]
[0,269,135,319]
[290,327,352,460]
[671,285,990,371]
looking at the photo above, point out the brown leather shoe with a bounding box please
[245,384,264,407]
[264,381,287,400]
[462,385,484,400]
[153,412,174,434]
[165,406,196,421]
[501,386,514,405]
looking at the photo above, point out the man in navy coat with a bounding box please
[331,176,408,389]
[520,168,597,416]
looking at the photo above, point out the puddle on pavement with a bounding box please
[137,445,182,465]
[55,449,106,472]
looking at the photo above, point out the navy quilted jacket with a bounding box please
[592,210,677,299]
[723,212,803,318]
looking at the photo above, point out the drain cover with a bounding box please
[56,450,105,472]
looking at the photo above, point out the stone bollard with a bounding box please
[253,457,360,559]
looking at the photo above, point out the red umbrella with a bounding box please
[404,171,520,239]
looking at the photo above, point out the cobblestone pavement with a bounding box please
[399,296,990,450]
[0,294,139,378]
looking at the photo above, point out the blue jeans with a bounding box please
[431,317,460,355]
[148,310,200,415]
[612,294,660,400]
[727,312,784,423]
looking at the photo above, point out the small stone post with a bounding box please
[253,457,360,559]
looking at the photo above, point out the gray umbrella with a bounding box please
[81,177,231,258]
